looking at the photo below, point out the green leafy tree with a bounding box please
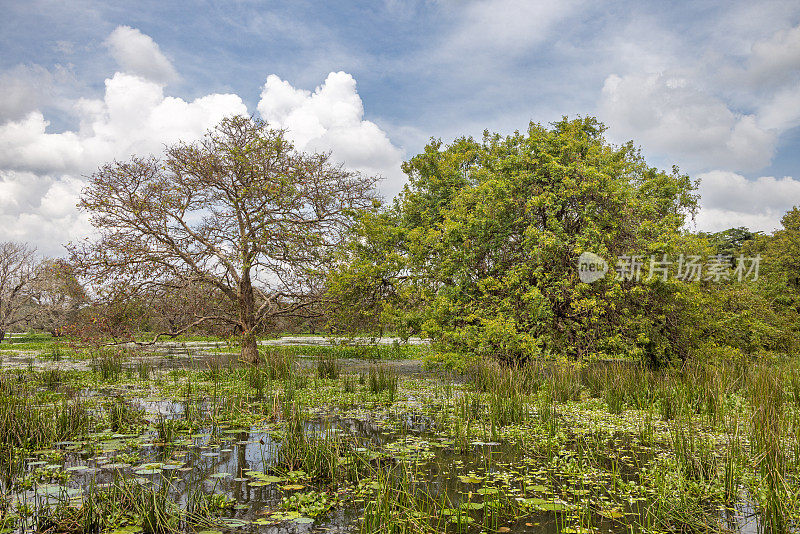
[721,208,800,355]
[330,117,700,366]
[699,227,761,266]
[765,207,800,295]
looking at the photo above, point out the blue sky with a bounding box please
[2,0,800,255]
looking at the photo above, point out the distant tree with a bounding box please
[327,208,419,338]
[0,242,36,342]
[71,116,377,363]
[145,278,235,336]
[749,207,800,314]
[27,259,87,336]
[699,227,761,266]
[694,213,800,357]
[767,208,800,292]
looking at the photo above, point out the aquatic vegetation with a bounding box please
[155,416,179,444]
[91,349,125,382]
[4,341,800,534]
[280,489,334,519]
[265,343,428,361]
[368,364,398,398]
[137,359,152,380]
[0,385,90,450]
[317,353,341,380]
[247,366,266,399]
[107,396,145,433]
[263,348,295,379]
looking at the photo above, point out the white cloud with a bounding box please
[0,70,247,255]
[694,208,785,233]
[0,171,90,253]
[599,21,800,176]
[695,170,800,232]
[444,0,582,56]
[0,73,247,177]
[258,72,405,196]
[748,24,800,86]
[105,26,178,85]
[597,18,800,233]
[0,65,55,121]
[757,84,800,132]
[600,72,777,172]
[0,29,403,255]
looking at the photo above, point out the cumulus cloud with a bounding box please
[257,72,405,196]
[0,172,90,252]
[598,20,800,232]
[695,170,800,232]
[105,26,178,84]
[0,70,247,255]
[600,22,800,175]
[444,0,582,56]
[757,84,800,132]
[0,73,247,177]
[0,28,403,255]
[748,24,800,86]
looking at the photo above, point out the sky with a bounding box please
[1,0,800,256]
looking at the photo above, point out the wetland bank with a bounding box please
[1,338,799,534]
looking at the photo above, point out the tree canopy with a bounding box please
[72,116,378,362]
[330,117,709,365]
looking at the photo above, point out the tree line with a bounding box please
[3,115,798,367]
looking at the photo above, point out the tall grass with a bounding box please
[246,365,266,399]
[263,349,295,379]
[273,403,371,483]
[29,474,221,534]
[361,459,526,534]
[748,365,792,534]
[316,353,341,379]
[0,380,91,496]
[107,396,143,432]
[91,349,123,381]
[0,387,89,449]
[368,364,398,399]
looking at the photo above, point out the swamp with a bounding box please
[0,336,798,534]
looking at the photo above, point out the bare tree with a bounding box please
[28,259,87,336]
[70,116,378,363]
[0,242,36,342]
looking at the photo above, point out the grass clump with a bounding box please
[91,349,123,382]
[368,364,398,397]
[107,396,144,433]
[316,353,340,379]
[263,349,295,379]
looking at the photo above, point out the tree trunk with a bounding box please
[239,267,260,364]
[241,332,259,364]
[0,330,4,343]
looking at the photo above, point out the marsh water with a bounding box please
[15,406,639,534]
[3,342,768,534]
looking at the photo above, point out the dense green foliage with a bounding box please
[329,117,798,366]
